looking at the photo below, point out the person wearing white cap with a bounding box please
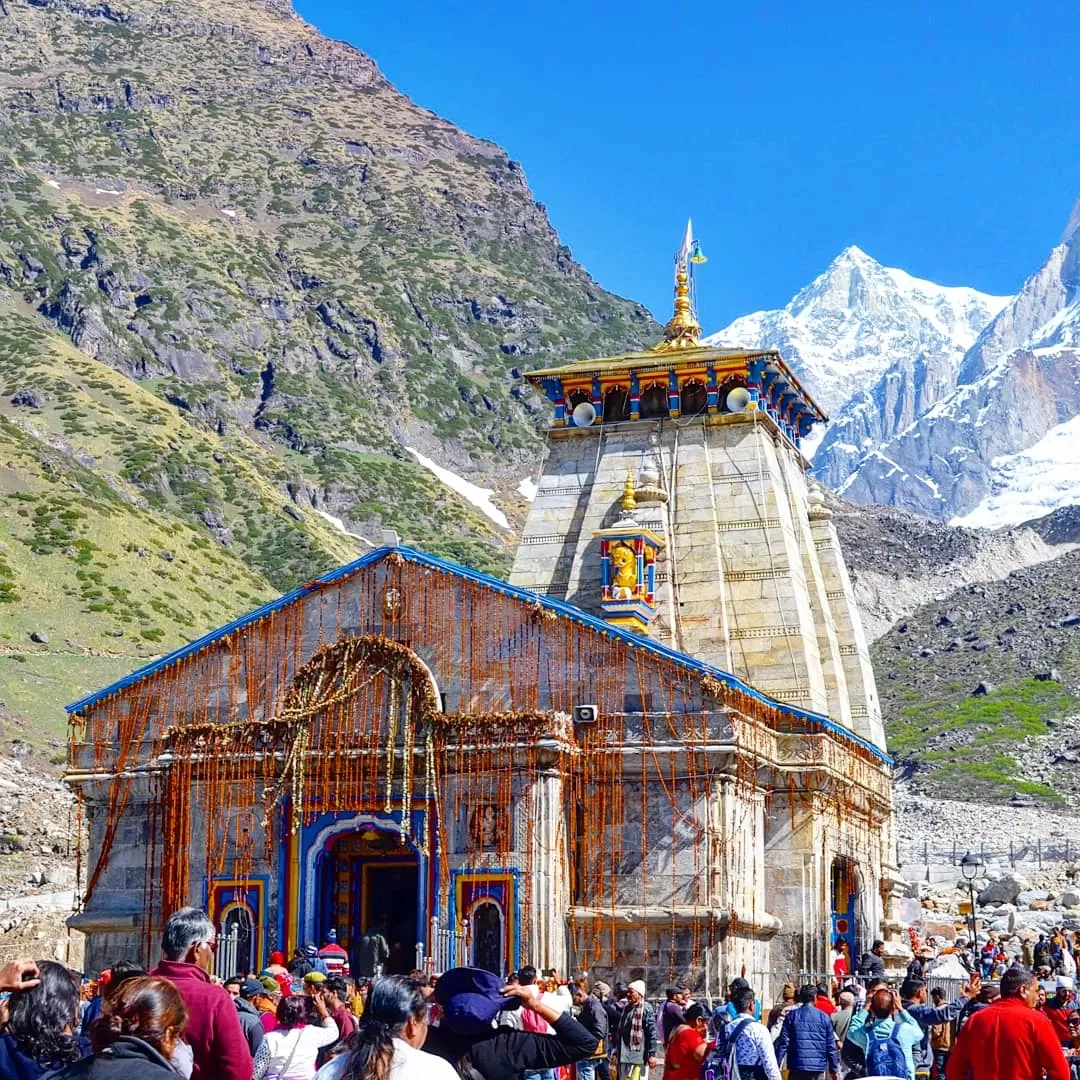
[1042,975,1075,1045]
[614,980,657,1079]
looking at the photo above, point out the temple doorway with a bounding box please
[831,857,858,970]
[320,827,420,975]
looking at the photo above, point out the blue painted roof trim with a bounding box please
[66,545,893,766]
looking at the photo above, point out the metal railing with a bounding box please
[417,915,466,975]
[749,971,970,999]
[213,923,245,980]
[899,838,1079,870]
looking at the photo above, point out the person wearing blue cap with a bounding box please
[422,967,598,1080]
[304,942,330,977]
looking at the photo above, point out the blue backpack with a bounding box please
[865,1023,908,1079]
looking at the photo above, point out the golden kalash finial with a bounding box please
[652,219,705,352]
[621,469,638,513]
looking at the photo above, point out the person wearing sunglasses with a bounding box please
[149,907,252,1080]
[1065,1013,1080,1080]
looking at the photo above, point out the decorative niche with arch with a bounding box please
[717,377,751,413]
[453,871,519,977]
[566,389,591,413]
[602,385,629,423]
[680,379,708,417]
[638,381,668,419]
[208,877,267,977]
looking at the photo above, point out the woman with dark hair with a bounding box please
[263,994,338,1079]
[80,962,147,1039]
[0,959,89,1078]
[313,975,456,1079]
[51,976,187,1079]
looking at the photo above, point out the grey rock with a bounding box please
[1062,890,1080,907]
[972,681,994,696]
[28,630,49,644]
[1017,890,1051,907]
[10,388,45,408]
[978,872,1030,905]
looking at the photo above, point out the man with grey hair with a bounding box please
[149,906,252,1080]
[832,990,855,1046]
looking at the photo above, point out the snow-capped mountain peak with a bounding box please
[705,248,1010,416]
[822,199,1080,523]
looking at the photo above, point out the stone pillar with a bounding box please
[527,751,569,971]
[669,423,734,666]
[764,785,826,991]
[67,776,159,972]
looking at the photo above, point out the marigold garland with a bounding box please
[67,557,893,978]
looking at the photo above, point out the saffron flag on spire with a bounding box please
[677,218,693,268]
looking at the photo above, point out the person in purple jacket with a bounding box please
[148,907,252,1080]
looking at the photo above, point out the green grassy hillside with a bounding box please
[874,549,1080,804]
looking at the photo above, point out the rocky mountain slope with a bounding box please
[827,494,1080,805]
[828,494,1068,643]
[705,246,1009,455]
[830,202,1080,519]
[0,0,657,556]
[864,530,1080,805]
[0,0,657,746]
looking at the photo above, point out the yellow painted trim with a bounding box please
[287,827,300,959]
[454,872,516,968]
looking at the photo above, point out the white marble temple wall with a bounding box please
[808,499,886,746]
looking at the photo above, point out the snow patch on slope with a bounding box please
[517,477,537,502]
[315,509,373,545]
[405,447,509,529]
[950,415,1080,529]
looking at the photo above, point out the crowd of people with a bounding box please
[1,911,1078,1080]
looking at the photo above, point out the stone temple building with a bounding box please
[66,249,898,996]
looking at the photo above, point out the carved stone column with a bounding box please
[527,741,569,971]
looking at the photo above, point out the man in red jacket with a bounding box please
[149,907,253,1080]
[947,966,1068,1080]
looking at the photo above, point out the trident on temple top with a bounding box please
[653,219,707,352]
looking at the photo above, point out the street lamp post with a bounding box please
[960,851,984,970]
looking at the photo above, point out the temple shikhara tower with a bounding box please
[66,229,899,994]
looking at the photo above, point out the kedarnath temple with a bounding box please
[66,239,900,997]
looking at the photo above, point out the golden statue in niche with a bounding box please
[610,542,638,599]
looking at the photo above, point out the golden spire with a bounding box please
[652,222,703,352]
[621,469,637,513]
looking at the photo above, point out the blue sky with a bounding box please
[295,0,1079,327]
